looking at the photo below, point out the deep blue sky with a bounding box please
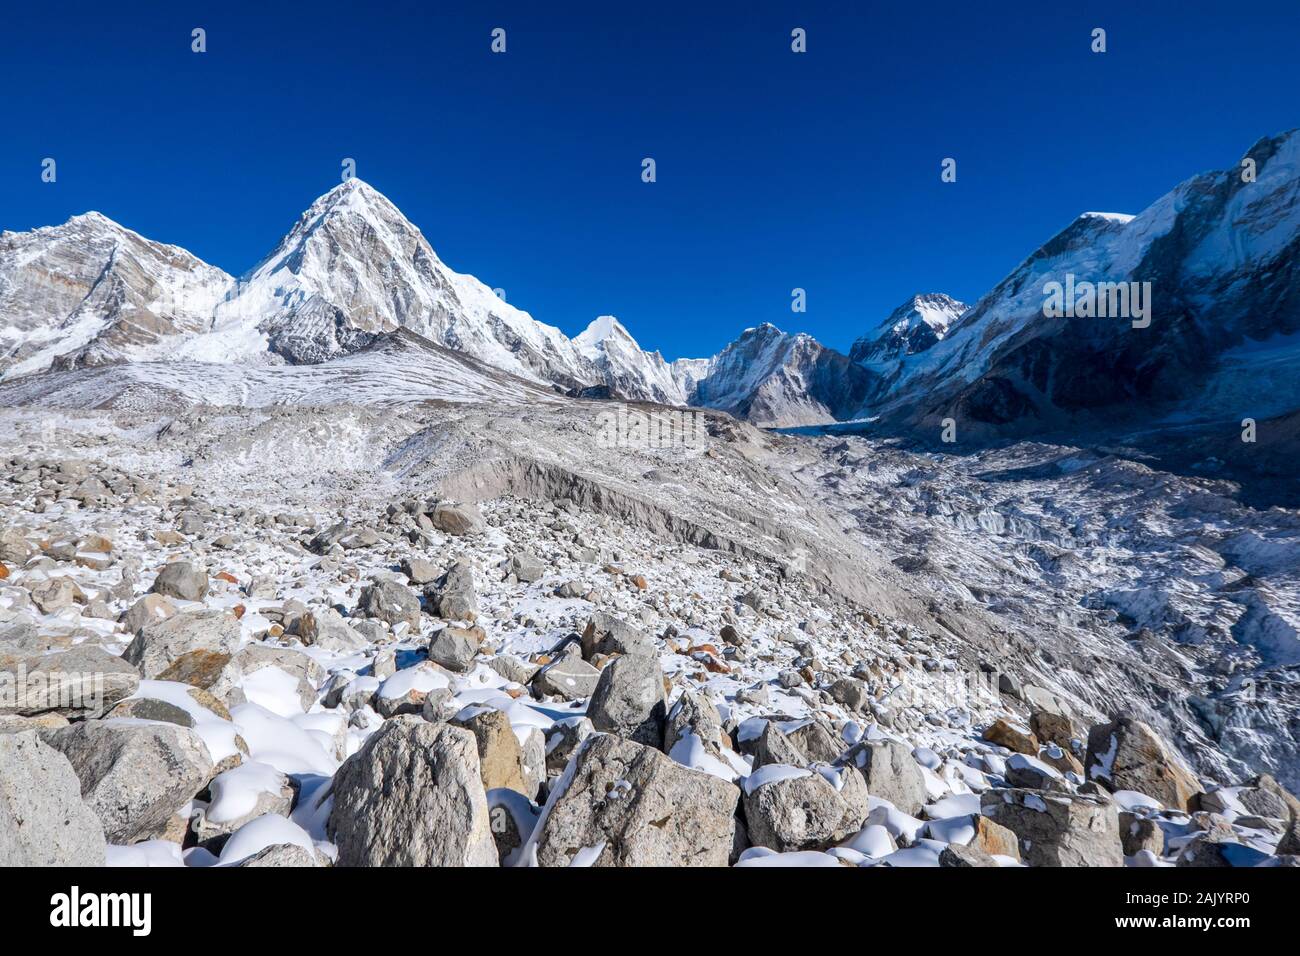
[2,2,1297,360]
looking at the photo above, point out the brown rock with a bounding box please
[1084,715,1201,811]
[157,650,234,693]
[971,815,1021,861]
[983,718,1039,756]
[451,708,532,798]
[1030,710,1080,749]
[1119,811,1166,857]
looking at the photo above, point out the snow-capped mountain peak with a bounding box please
[683,322,872,427]
[574,314,634,356]
[571,314,687,404]
[849,293,967,366]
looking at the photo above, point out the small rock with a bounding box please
[982,718,1039,756]
[357,580,422,630]
[533,655,601,701]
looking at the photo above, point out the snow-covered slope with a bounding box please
[0,328,561,412]
[684,323,872,427]
[0,213,233,378]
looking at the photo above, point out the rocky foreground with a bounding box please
[2,401,1298,868]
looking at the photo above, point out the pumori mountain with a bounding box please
[0,179,678,403]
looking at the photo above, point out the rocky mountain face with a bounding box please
[0,213,233,379]
[571,315,688,405]
[682,324,874,428]
[873,130,1300,439]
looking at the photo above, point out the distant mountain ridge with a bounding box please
[0,179,681,404]
[3,129,1298,450]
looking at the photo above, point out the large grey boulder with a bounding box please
[586,653,666,746]
[531,734,738,866]
[44,720,214,844]
[150,561,209,602]
[400,557,441,586]
[1084,715,1201,811]
[508,553,546,584]
[298,608,368,653]
[30,577,81,614]
[428,624,484,672]
[0,527,34,565]
[2,644,139,718]
[357,580,421,630]
[119,593,177,636]
[581,613,655,660]
[425,560,479,621]
[744,767,865,852]
[430,503,484,536]
[533,653,601,701]
[980,788,1123,867]
[843,738,927,816]
[328,717,497,867]
[828,678,869,712]
[124,609,241,680]
[0,730,107,865]
[786,720,843,764]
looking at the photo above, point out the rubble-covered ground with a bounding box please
[2,399,1298,867]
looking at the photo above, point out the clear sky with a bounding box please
[2,1,1297,360]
